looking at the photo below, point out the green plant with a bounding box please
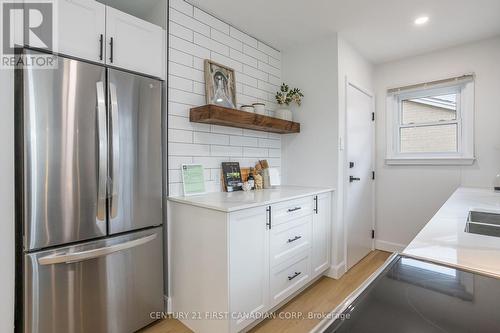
[275,83,304,106]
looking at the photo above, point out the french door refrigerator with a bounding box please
[16,49,164,333]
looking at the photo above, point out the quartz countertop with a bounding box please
[403,187,500,278]
[168,186,334,212]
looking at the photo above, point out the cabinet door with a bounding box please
[229,206,270,333]
[105,7,164,78]
[311,193,332,278]
[57,0,106,63]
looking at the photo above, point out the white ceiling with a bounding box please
[187,0,500,64]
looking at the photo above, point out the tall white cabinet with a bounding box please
[169,188,334,333]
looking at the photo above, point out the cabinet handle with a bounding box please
[287,207,301,213]
[109,37,114,63]
[266,206,272,230]
[288,271,301,281]
[99,34,103,60]
[314,196,318,214]
[287,235,302,243]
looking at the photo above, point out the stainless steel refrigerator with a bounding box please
[16,49,164,333]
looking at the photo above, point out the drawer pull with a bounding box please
[287,207,302,213]
[287,235,302,243]
[288,271,301,281]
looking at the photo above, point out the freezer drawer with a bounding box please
[24,227,164,333]
[107,69,163,234]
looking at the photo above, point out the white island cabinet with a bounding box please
[168,186,334,333]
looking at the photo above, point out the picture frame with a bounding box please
[204,59,237,108]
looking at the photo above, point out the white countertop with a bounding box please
[403,187,500,278]
[168,186,334,212]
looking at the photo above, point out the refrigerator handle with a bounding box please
[37,233,157,265]
[96,82,107,226]
[109,82,120,218]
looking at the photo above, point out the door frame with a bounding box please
[341,77,376,273]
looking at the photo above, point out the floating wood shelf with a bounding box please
[190,105,300,134]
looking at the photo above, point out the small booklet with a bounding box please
[222,162,243,192]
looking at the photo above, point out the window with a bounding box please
[386,76,475,165]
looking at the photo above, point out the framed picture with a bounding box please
[204,60,237,108]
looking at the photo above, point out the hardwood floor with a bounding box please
[140,250,392,333]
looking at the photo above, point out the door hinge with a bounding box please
[371,112,375,121]
[371,229,375,239]
[372,171,375,180]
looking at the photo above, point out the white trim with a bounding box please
[385,157,475,166]
[342,78,376,273]
[375,239,406,252]
[325,261,346,280]
[386,78,475,165]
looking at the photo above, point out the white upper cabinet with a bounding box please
[56,0,106,63]
[311,193,332,278]
[105,6,164,78]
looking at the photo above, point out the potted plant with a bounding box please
[275,83,304,121]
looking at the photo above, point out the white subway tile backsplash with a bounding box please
[169,75,193,92]
[210,52,243,72]
[169,88,205,105]
[211,29,243,51]
[169,142,210,156]
[243,147,268,157]
[169,21,193,42]
[168,5,282,193]
[258,138,281,148]
[229,49,258,68]
[192,156,227,168]
[268,74,281,86]
[193,8,230,34]
[194,33,229,56]
[169,156,193,170]
[169,48,193,67]
[229,135,258,147]
[169,129,193,143]
[268,148,281,158]
[170,9,210,37]
[229,27,258,48]
[211,125,243,135]
[211,145,243,157]
[243,44,268,63]
[169,0,193,16]
[257,41,281,60]
[243,65,268,81]
[168,102,192,117]
[170,35,210,59]
[194,132,230,145]
[258,61,281,78]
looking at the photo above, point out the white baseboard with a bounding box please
[375,239,406,253]
[325,261,346,279]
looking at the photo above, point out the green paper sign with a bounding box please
[181,164,206,196]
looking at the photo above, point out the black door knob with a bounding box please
[349,176,361,182]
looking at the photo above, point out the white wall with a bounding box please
[282,36,373,278]
[374,37,500,251]
[336,37,374,272]
[168,0,283,196]
[0,67,15,331]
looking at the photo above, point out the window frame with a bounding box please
[386,79,475,165]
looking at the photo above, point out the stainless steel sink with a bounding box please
[465,210,500,237]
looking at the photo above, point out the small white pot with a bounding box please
[275,108,293,121]
[252,103,266,115]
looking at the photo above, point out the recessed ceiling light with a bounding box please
[414,16,429,25]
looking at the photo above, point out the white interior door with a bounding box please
[345,82,374,270]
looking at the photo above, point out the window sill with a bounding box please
[385,157,475,166]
